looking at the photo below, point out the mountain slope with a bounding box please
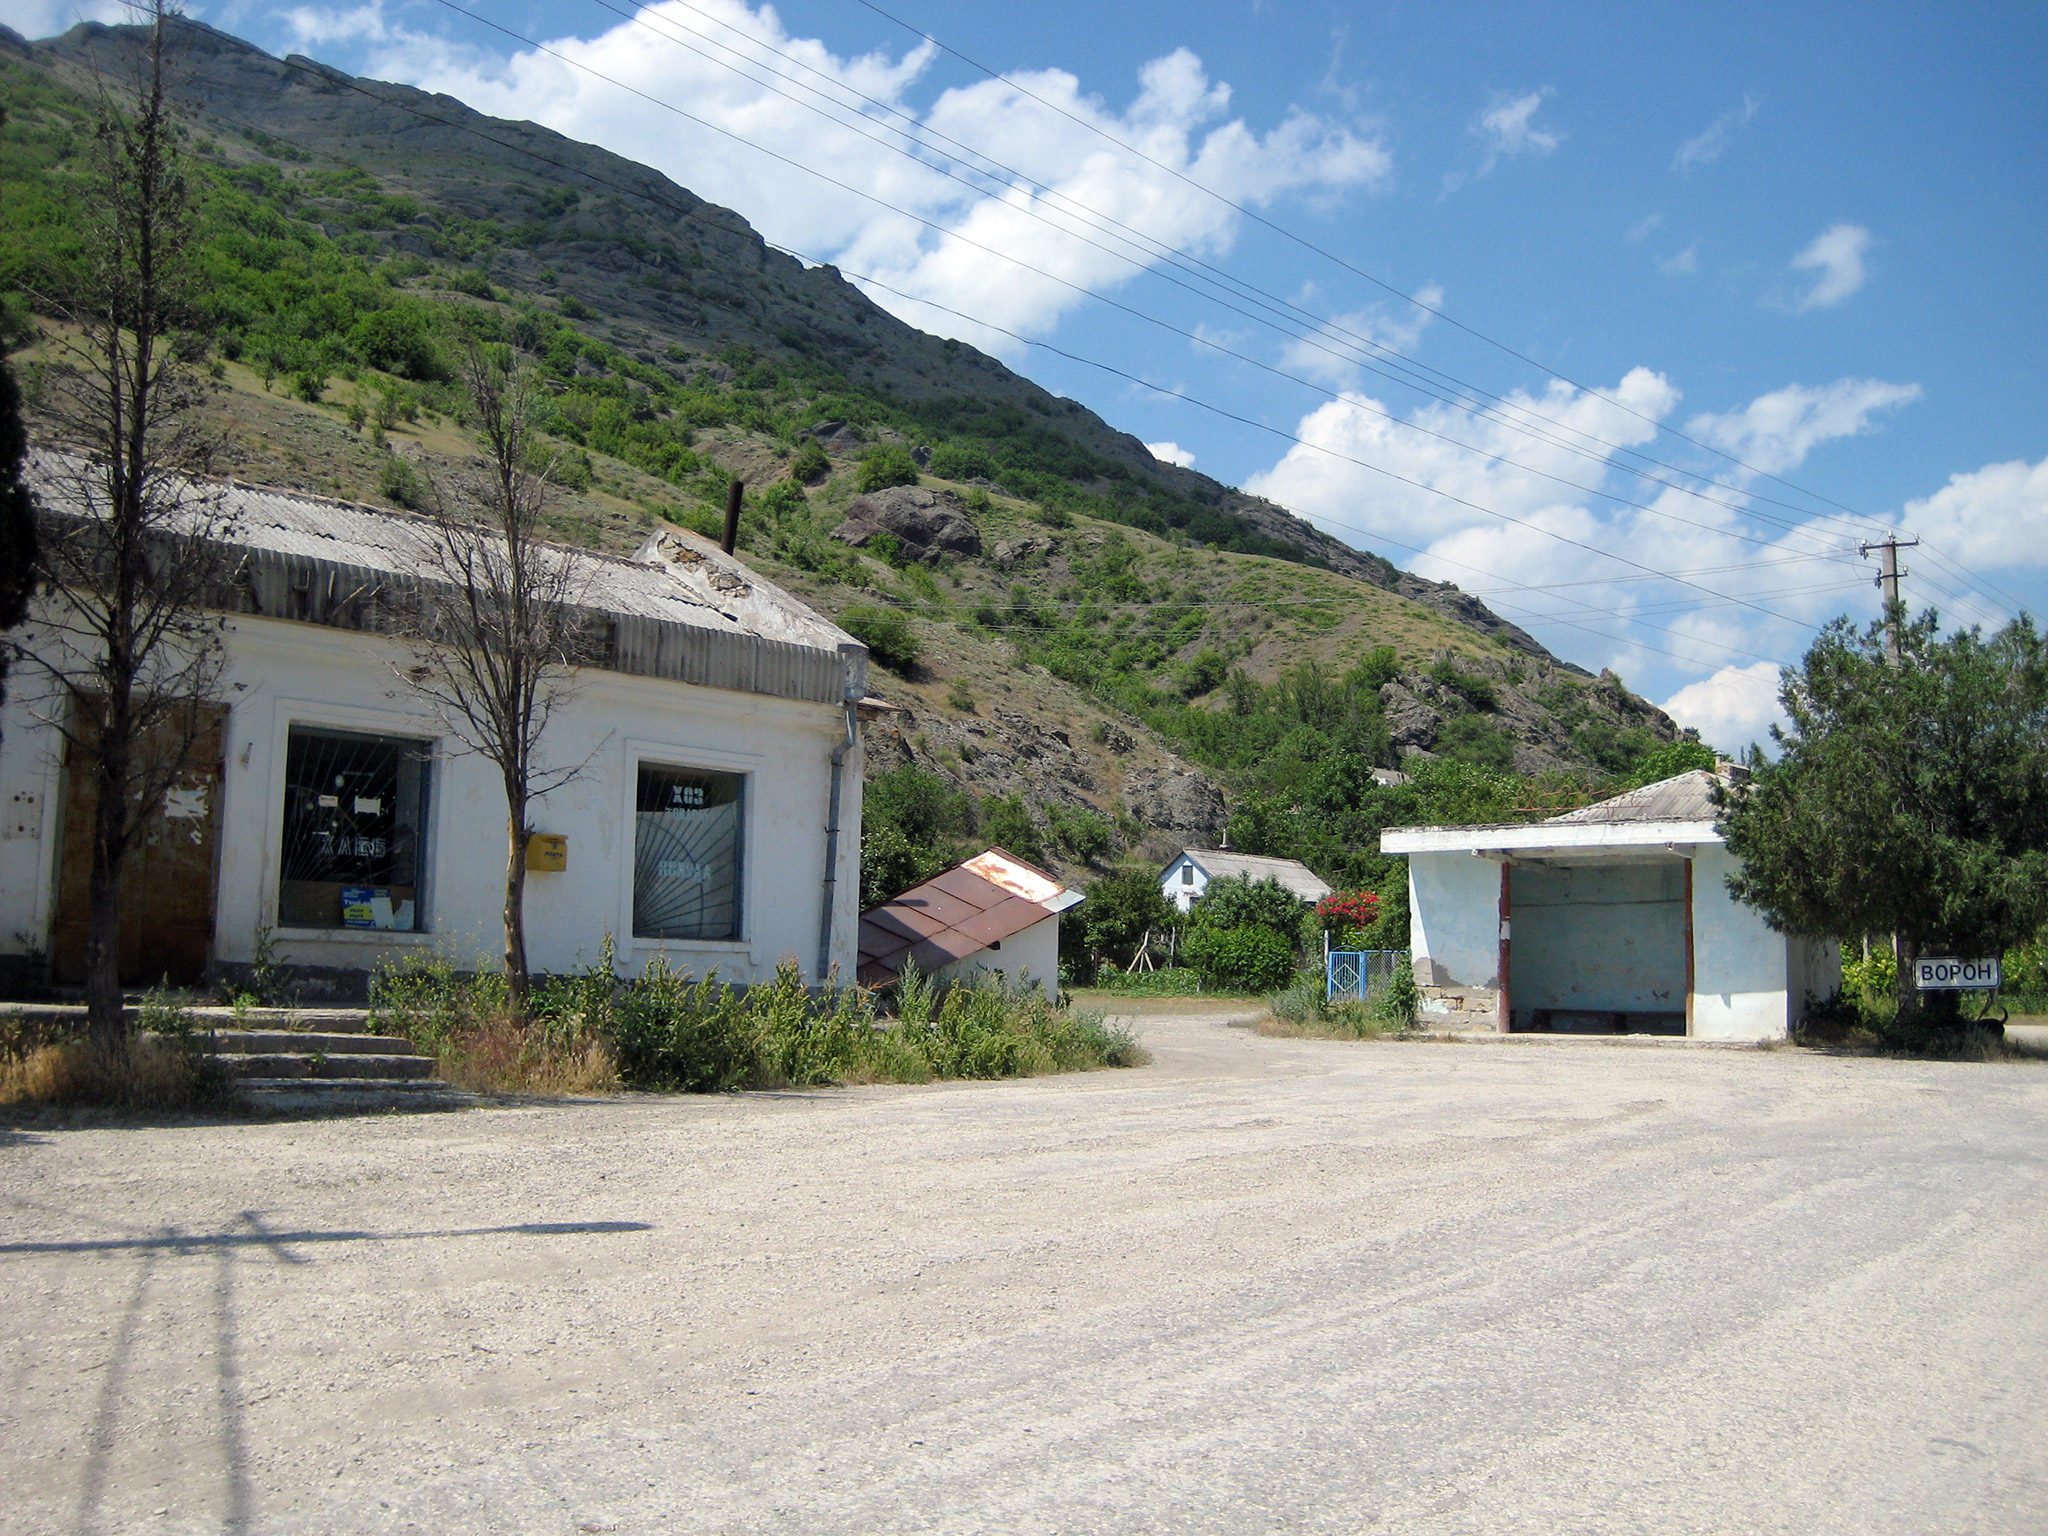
[0,17,1698,888]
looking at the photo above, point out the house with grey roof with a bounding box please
[0,454,875,998]
[1159,848,1334,914]
[1381,769,1838,1040]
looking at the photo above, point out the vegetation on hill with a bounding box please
[1,21,1709,923]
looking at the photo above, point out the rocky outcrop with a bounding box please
[832,485,982,563]
[1119,767,1226,844]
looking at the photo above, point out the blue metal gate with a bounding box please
[1326,950,1404,1004]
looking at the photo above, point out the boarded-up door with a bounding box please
[50,702,227,988]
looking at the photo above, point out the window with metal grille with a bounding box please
[633,762,744,941]
[278,726,432,931]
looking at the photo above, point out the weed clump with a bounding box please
[0,993,239,1112]
[367,948,1143,1094]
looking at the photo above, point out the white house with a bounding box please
[1160,848,1334,914]
[857,847,1082,992]
[1380,770,1839,1041]
[0,455,873,999]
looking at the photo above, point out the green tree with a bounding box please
[1718,611,2048,1022]
[859,764,973,906]
[0,358,34,736]
[840,604,919,673]
[976,794,1046,866]
[855,443,920,493]
[1063,865,1175,980]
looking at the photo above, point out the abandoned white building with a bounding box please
[857,848,1082,992]
[0,455,873,999]
[1381,770,1839,1040]
[1159,848,1333,914]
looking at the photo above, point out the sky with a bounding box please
[9,0,2044,752]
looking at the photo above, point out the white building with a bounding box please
[0,456,873,999]
[1159,848,1334,914]
[857,847,1082,992]
[1381,770,1839,1040]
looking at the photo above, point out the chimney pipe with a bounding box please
[720,478,744,555]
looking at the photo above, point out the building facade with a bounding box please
[1,458,871,998]
[1382,771,1839,1040]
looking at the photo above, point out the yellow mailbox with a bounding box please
[526,833,568,873]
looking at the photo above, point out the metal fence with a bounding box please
[1326,950,1405,1004]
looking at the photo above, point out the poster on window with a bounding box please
[633,763,744,941]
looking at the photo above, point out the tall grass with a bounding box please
[1258,968,1419,1041]
[367,948,1145,1094]
[0,993,239,1112]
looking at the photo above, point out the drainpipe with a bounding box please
[817,642,864,984]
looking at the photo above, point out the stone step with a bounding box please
[203,1030,420,1057]
[0,1003,381,1035]
[219,1053,437,1081]
[239,1078,476,1116]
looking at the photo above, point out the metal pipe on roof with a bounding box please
[816,642,863,984]
[721,478,744,555]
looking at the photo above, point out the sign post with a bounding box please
[1912,956,2002,991]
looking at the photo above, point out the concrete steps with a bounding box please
[238,1078,477,1116]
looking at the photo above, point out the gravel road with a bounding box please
[5,1006,2045,1535]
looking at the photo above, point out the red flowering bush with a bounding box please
[1316,891,1381,938]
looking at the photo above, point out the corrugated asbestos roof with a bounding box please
[1545,770,1725,825]
[858,847,1081,987]
[26,452,863,706]
[1173,849,1334,902]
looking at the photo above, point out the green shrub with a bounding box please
[978,794,1046,866]
[1183,925,1296,992]
[841,604,920,672]
[790,438,830,484]
[1081,966,1204,996]
[856,444,921,493]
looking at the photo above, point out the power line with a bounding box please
[249,52,1849,673]
[568,0,1895,558]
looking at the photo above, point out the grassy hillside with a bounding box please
[0,18,1703,907]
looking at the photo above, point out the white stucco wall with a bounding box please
[1161,854,1207,913]
[1408,852,1503,991]
[0,610,863,989]
[934,913,1060,994]
[1508,861,1688,1025]
[1689,845,1800,1039]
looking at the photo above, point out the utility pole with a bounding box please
[1859,535,1918,663]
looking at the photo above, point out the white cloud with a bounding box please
[1788,223,1873,310]
[1627,212,1664,241]
[0,0,127,38]
[1899,454,2048,569]
[1688,377,1920,477]
[1276,283,1443,386]
[1475,88,1561,164]
[1658,240,1700,276]
[336,2,1390,353]
[280,3,390,46]
[1244,369,1926,728]
[1661,662,1785,755]
[1673,95,1758,171]
[1145,441,1195,468]
[1443,87,1560,194]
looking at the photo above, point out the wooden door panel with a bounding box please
[50,701,226,988]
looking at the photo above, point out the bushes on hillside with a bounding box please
[839,604,919,673]
[856,443,921,493]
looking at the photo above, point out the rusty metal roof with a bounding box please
[857,847,1081,987]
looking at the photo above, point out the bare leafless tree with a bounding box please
[395,342,597,1004]
[11,4,237,1044]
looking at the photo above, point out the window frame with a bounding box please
[265,704,444,945]
[620,740,763,956]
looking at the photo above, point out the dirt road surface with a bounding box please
[6,1005,2046,1535]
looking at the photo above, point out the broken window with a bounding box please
[633,762,744,941]
[278,726,432,931]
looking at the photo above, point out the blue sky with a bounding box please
[10,0,2044,749]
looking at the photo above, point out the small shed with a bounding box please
[1381,770,1839,1040]
[858,848,1082,991]
[1160,849,1334,914]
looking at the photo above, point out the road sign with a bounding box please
[1913,956,2001,991]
